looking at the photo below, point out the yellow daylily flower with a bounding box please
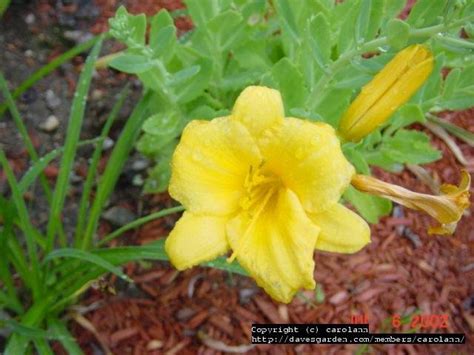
[166,86,370,303]
[339,44,434,142]
[351,171,471,235]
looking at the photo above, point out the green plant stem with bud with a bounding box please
[310,15,474,111]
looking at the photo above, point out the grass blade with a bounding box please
[48,318,84,355]
[98,205,184,246]
[17,138,100,194]
[74,85,130,246]
[46,36,104,251]
[44,248,132,283]
[0,197,24,313]
[50,239,246,310]
[427,113,474,147]
[0,150,41,299]
[0,73,52,202]
[0,36,100,118]
[34,338,54,355]
[81,92,152,250]
[204,257,247,276]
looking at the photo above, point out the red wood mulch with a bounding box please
[63,1,473,354]
[69,111,474,352]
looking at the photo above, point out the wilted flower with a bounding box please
[352,171,471,235]
[339,44,434,142]
[165,86,370,303]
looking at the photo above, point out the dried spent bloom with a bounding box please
[352,171,471,235]
[339,44,434,142]
[165,86,370,303]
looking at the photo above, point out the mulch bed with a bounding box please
[70,109,474,354]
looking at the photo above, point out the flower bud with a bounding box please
[339,45,434,142]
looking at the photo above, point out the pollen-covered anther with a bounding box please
[240,165,282,213]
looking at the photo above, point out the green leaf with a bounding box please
[1,150,44,298]
[150,26,177,61]
[308,13,332,70]
[142,112,181,137]
[172,58,212,103]
[356,0,384,43]
[82,93,152,249]
[427,115,474,147]
[344,186,392,223]
[437,64,474,110]
[234,39,271,70]
[333,69,372,89]
[99,206,184,246]
[109,6,146,47]
[151,9,174,32]
[44,248,132,282]
[109,54,154,74]
[382,129,442,164]
[46,36,104,251]
[442,67,461,99]
[364,150,403,172]
[204,257,247,276]
[184,0,225,27]
[436,35,474,54]
[48,319,83,355]
[141,112,181,152]
[343,146,370,174]
[384,103,426,136]
[337,0,359,54]
[382,0,406,22]
[74,86,129,246]
[416,53,444,106]
[171,65,201,85]
[34,338,54,355]
[315,283,325,303]
[271,58,308,110]
[222,69,262,91]
[208,10,245,51]
[386,18,410,49]
[273,0,301,56]
[312,88,352,127]
[17,139,99,195]
[144,141,177,193]
[407,0,445,28]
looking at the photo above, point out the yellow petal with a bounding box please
[165,212,229,270]
[351,171,471,235]
[169,117,262,215]
[258,118,355,213]
[309,203,370,253]
[226,188,320,303]
[231,86,284,137]
[339,45,434,142]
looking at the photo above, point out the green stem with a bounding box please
[98,205,184,246]
[309,15,473,111]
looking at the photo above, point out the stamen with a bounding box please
[227,186,277,263]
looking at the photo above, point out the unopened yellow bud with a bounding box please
[339,45,434,142]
